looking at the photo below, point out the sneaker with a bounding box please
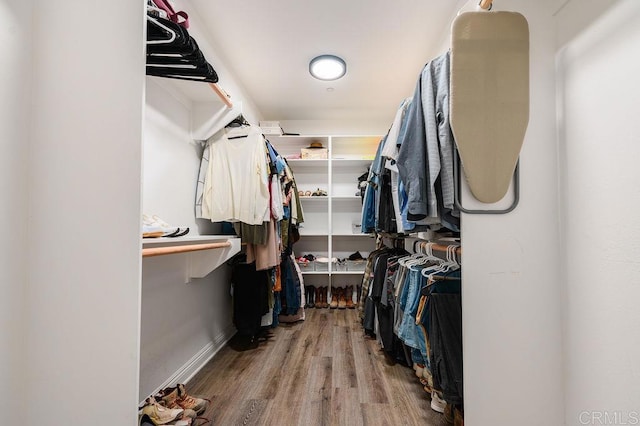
[143,214,190,238]
[157,384,209,416]
[140,396,184,425]
[430,391,446,413]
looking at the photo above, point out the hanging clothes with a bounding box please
[358,242,463,410]
[397,52,455,224]
[367,51,460,234]
[201,126,270,225]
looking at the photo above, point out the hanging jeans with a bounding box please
[397,268,427,356]
[281,257,301,315]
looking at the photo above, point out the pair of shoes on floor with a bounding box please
[139,396,187,425]
[143,214,190,238]
[330,286,355,309]
[140,384,210,425]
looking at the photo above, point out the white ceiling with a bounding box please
[189,0,465,122]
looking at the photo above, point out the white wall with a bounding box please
[140,257,234,401]
[556,1,640,424]
[0,0,32,422]
[143,79,214,233]
[23,1,145,424]
[140,80,235,401]
[460,2,565,425]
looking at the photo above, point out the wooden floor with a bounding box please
[188,308,450,426]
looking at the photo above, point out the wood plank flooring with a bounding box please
[188,308,450,426]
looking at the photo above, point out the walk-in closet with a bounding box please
[3,0,640,425]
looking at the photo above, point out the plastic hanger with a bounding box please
[146,15,176,45]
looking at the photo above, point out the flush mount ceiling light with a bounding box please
[309,55,347,81]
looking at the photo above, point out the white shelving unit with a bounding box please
[267,134,381,297]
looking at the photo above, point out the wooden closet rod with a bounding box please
[208,83,233,108]
[413,241,462,258]
[479,0,493,10]
[430,243,462,256]
[142,241,231,258]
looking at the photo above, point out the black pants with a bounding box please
[231,261,269,337]
[429,293,463,405]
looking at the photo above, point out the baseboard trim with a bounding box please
[140,323,236,405]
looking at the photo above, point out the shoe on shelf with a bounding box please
[347,251,364,261]
[140,396,184,425]
[430,391,446,414]
[143,214,190,238]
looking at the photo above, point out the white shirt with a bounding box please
[202,126,270,225]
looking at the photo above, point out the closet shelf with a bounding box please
[331,158,374,167]
[142,235,241,282]
[332,233,373,237]
[331,196,361,200]
[299,196,329,201]
[287,159,328,166]
[331,271,365,275]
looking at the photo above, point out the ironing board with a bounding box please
[450,11,529,204]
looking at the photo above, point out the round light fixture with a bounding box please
[309,55,347,81]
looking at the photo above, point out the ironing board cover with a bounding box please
[450,11,529,203]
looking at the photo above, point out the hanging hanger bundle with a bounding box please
[145,2,218,83]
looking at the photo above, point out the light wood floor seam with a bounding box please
[188,309,450,426]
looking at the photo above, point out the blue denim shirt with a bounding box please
[361,138,386,233]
